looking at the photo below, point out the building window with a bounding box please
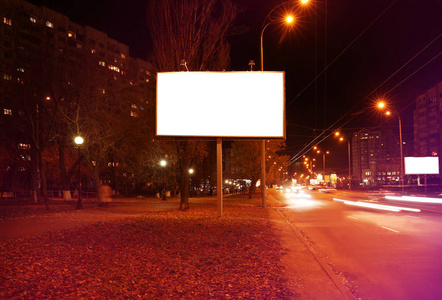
[18,143,31,149]
[108,65,120,73]
[3,74,12,80]
[91,49,96,54]
[46,21,54,28]
[30,16,37,23]
[121,53,126,59]
[4,108,12,115]
[3,17,12,26]
[99,61,106,67]
[130,111,139,118]
[68,31,76,39]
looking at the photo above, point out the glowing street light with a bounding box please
[377,100,404,193]
[160,159,167,200]
[74,135,84,209]
[335,131,352,189]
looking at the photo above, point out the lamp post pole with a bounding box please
[348,140,352,190]
[398,115,404,194]
[259,22,273,208]
[74,136,84,209]
[160,160,167,200]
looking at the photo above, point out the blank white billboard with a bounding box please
[404,156,440,175]
[156,71,285,138]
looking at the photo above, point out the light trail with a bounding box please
[380,226,400,233]
[333,198,421,213]
[385,195,442,204]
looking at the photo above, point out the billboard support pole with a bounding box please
[261,140,266,208]
[217,138,223,217]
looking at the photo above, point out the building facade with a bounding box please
[413,82,442,175]
[0,0,154,192]
[351,128,406,186]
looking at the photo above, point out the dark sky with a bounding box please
[28,0,442,166]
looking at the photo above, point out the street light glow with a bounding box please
[74,136,84,145]
[286,15,294,23]
[301,0,309,4]
[160,160,167,167]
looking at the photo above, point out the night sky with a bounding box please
[27,0,442,167]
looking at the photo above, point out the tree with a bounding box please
[231,140,290,199]
[147,0,238,210]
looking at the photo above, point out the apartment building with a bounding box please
[413,82,442,174]
[0,0,154,191]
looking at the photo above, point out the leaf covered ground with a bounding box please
[0,202,296,299]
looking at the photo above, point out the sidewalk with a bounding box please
[0,195,351,299]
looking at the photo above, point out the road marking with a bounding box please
[347,216,359,220]
[380,225,400,233]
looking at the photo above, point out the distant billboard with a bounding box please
[404,156,439,175]
[156,71,285,138]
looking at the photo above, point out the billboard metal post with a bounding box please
[217,138,223,217]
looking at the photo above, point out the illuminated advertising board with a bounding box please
[156,71,285,138]
[404,156,439,175]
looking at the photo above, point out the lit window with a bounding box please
[3,17,12,26]
[108,65,120,73]
[46,21,54,28]
[121,53,126,59]
[17,67,24,73]
[3,74,12,80]
[4,108,12,115]
[131,104,138,109]
[91,49,96,54]
[30,16,36,23]
[76,43,82,49]
[68,31,76,38]
[130,111,138,118]
[18,143,31,149]
[102,89,106,94]
[146,79,149,83]
[99,61,106,67]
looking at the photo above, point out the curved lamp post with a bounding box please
[160,159,167,200]
[74,136,84,209]
[335,131,352,189]
[259,0,309,207]
[377,101,404,193]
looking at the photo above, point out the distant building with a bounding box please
[413,82,442,175]
[351,127,410,186]
[0,0,154,191]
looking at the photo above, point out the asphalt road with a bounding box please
[273,189,442,300]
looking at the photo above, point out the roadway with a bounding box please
[271,188,442,300]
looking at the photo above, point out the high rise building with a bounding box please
[413,82,442,175]
[351,128,404,186]
[0,0,154,191]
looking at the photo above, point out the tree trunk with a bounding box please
[249,178,257,199]
[31,145,40,204]
[58,139,72,201]
[38,150,50,210]
[179,170,190,211]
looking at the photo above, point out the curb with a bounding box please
[275,209,355,300]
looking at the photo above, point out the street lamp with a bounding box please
[74,135,84,209]
[160,159,167,200]
[189,168,194,197]
[335,131,352,189]
[377,101,404,193]
[259,1,307,207]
